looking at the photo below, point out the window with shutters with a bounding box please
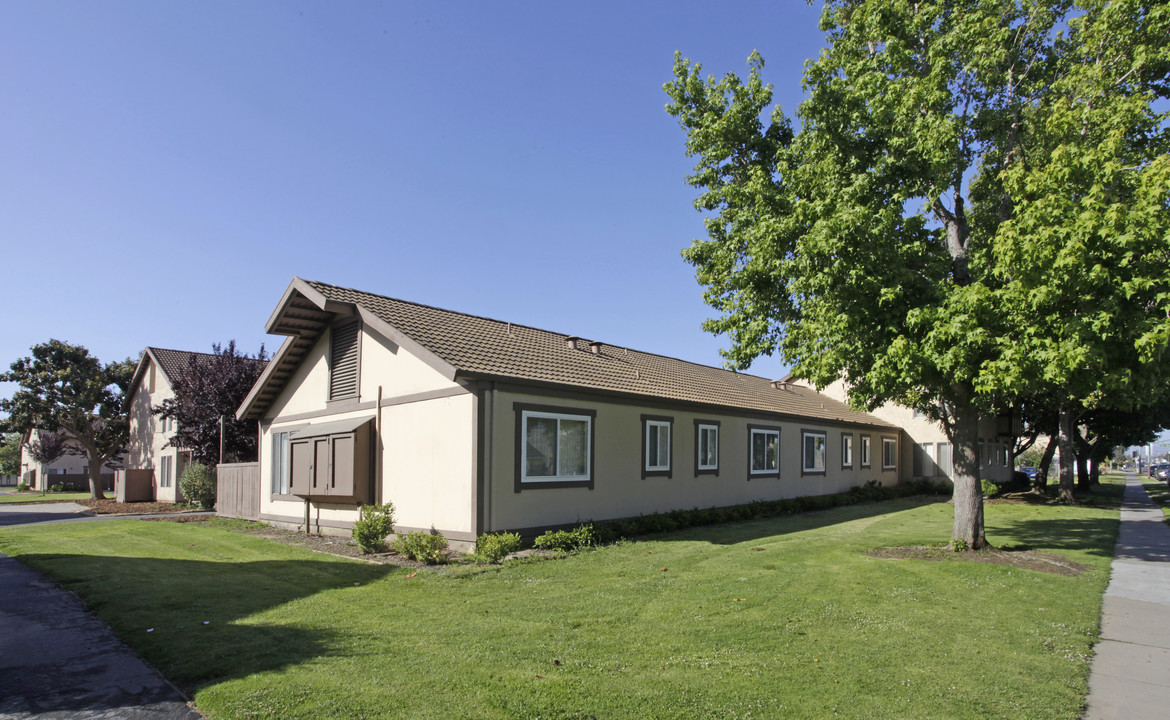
[329,321,361,401]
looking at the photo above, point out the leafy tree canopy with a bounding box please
[0,340,135,498]
[666,0,1169,544]
[154,341,268,466]
[0,432,21,477]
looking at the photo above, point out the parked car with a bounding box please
[1156,465,1170,482]
[1017,466,1039,482]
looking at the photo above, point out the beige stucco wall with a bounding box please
[125,355,189,502]
[482,387,899,533]
[818,379,1013,484]
[259,322,474,541]
[265,322,461,420]
[18,430,123,490]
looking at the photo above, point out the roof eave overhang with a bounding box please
[458,372,898,431]
[238,278,459,421]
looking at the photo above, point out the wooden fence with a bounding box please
[0,475,18,487]
[217,462,260,520]
[43,473,115,492]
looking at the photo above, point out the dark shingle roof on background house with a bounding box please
[148,347,219,384]
[125,347,269,412]
[239,278,893,429]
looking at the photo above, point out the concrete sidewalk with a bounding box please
[1084,475,1170,719]
[0,553,202,719]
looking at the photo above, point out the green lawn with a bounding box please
[0,491,92,504]
[0,497,1117,720]
[1142,478,1170,523]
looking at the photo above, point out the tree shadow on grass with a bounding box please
[986,515,1120,559]
[4,552,396,706]
[639,495,948,546]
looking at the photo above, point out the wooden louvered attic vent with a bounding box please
[329,321,360,400]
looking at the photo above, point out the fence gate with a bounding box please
[217,462,260,521]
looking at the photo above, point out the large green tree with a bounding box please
[154,341,268,466]
[0,340,135,499]
[0,432,21,477]
[666,0,1170,546]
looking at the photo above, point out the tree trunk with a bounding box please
[1036,434,1058,491]
[81,444,106,500]
[1057,410,1076,503]
[1076,453,1091,492]
[949,387,986,549]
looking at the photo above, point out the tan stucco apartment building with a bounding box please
[18,429,122,490]
[124,347,241,502]
[237,278,905,548]
[818,379,1017,485]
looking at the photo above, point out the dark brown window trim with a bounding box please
[641,414,673,479]
[513,402,596,492]
[841,432,855,469]
[860,434,872,468]
[694,419,720,476]
[747,423,781,480]
[881,436,898,472]
[801,428,827,476]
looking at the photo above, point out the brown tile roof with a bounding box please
[148,347,267,383]
[147,347,219,384]
[287,280,893,428]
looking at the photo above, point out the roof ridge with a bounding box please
[303,279,784,384]
[147,346,221,359]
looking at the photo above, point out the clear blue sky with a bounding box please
[1,0,829,403]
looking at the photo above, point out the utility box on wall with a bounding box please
[289,416,373,504]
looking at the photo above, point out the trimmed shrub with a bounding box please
[981,479,1001,498]
[393,530,448,564]
[474,531,522,564]
[49,483,66,493]
[16,481,28,492]
[352,502,396,554]
[592,478,950,542]
[179,463,217,509]
[534,523,596,552]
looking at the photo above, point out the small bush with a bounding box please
[981,479,1001,498]
[534,523,596,552]
[475,531,522,564]
[393,530,448,564]
[179,463,217,509]
[950,537,970,552]
[49,483,66,493]
[353,502,396,554]
[16,482,28,492]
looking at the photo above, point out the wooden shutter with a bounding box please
[329,322,360,400]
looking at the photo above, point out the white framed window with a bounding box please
[842,434,854,468]
[696,421,719,474]
[159,455,172,488]
[978,439,985,469]
[882,437,897,470]
[860,435,872,467]
[748,425,781,477]
[516,404,594,487]
[642,415,672,477]
[802,430,827,473]
[272,431,291,495]
[914,442,934,477]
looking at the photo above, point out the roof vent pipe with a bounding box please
[589,341,603,355]
[565,336,581,350]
